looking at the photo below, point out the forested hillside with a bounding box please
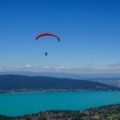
[0,75,119,93]
[0,104,120,120]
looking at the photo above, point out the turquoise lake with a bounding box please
[0,91,120,116]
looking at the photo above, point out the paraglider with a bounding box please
[35,33,60,56]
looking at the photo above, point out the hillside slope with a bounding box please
[0,75,120,93]
[0,104,120,120]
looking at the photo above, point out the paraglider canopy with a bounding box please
[35,33,60,41]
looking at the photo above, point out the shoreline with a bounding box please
[0,89,119,94]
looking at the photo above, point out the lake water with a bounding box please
[0,91,120,116]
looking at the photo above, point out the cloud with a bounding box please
[108,63,120,69]
[25,64,32,68]
[0,63,120,74]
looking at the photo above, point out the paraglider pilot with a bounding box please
[45,52,48,56]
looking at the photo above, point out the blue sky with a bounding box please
[0,0,120,74]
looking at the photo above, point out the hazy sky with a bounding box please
[0,0,120,74]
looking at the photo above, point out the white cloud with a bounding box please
[0,63,120,74]
[25,64,32,67]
